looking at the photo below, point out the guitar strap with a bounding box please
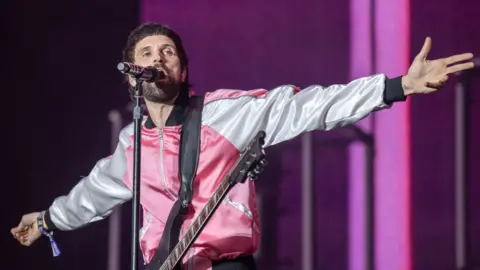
[145,94,205,270]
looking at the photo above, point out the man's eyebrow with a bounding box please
[161,44,176,50]
[137,46,151,54]
[136,44,176,55]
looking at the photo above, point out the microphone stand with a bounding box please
[455,66,478,270]
[116,62,161,270]
[131,78,144,270]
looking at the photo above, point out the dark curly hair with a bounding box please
[122,22,190,100]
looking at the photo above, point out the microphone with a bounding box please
[117,62,166,82]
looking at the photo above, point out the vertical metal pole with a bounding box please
[454,81,468,270]
[455,60,479,270]
[302,132,314,270]
[365,139,375,270]
[108,110,123,270]
[367,0,376,265]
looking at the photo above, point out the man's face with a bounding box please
[131,35,185,103]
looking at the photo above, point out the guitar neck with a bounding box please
[160,177,235,270]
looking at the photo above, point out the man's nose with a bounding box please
[153,52,166,64]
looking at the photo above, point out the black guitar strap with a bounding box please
[145,95,205,270]
[178,95,204,208]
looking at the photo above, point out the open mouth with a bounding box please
[156,67,167,73]
[154,67,168,82]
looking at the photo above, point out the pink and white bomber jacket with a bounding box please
[44,74,405,270]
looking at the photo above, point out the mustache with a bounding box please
[153,64,168,74]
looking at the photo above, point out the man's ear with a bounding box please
[181,67,187,82]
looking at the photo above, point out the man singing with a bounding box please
[11,23,475,270]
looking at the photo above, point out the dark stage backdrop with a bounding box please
[3,0,139,269]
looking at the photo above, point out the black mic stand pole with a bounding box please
[455,58,479,270]
[131,78,144,270]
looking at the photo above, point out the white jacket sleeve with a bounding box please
[44,124,133,231]
[202,74,404,150]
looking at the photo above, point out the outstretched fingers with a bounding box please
[446,61,475,74]
[445,53,474,65]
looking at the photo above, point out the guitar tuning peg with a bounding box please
[259,159,268,167]
[253,166,263,175]
[248,171,258,181]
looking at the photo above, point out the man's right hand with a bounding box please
[11,212,42,246]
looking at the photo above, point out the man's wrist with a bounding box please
[41,212,49,231]
[37,210,62,257]
[37,211,50,232]
[42,210,58,231]
[401,75,416,96]
[384,76,407,104]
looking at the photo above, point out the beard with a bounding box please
[142,65,182,103]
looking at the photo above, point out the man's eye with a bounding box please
[142,52,151,57]
[163,49,175,56]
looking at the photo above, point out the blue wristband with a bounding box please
[37,211,61,257]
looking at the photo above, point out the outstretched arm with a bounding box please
[203,37,474,150]
[11,124,133,246]
[44,133,132,231]
[203,74,403,149]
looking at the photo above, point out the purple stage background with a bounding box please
[141,0,480,269]
[410,0,480,268]
[3,0,479,270]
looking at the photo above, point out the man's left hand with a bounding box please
[402,37,475,96]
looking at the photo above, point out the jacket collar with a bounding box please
[144,89,190,129]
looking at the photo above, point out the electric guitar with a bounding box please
[159,130,268,270]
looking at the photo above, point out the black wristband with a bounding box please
[384,76,407,104]
[43,210,59,231]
